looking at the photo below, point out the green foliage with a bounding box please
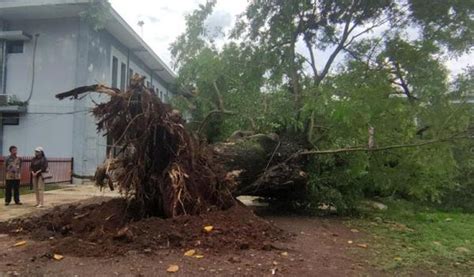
[409,0,474,54]
[171,0,474,211]
[170,2,270,140]
[306,154,366,214]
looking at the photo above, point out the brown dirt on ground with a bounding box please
[0,199,289,258]
[0,201,384,276]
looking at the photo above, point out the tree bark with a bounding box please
[212,133,310,198]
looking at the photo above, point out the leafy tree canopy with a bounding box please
[170,0,473,211]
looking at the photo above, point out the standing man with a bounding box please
[5,145,22,205]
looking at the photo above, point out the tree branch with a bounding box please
[304,39,318,78]
[56,84,120,100]
[392,61,417,100]
[297,135,471,156]
[212,80,226,112]
[197,110,236,135]
[343,17,390,48]
[315,12,355,85]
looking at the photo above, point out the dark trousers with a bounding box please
[5,179,20,204]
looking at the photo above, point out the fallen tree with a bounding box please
[57,77,472,212]
[57,76,235,218]
[212,131,471,200]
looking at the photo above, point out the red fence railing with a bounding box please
[0,157,73,187]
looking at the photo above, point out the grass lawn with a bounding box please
[0,184,64,199]
[347,199,474,275]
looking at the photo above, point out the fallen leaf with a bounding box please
[203,225,214,232]
[445,218,453,222]
[394,257,402,261]
[167,265,179,273]
[433,241,442,246]
[347,240,353,244]
[184,249,196,257]
[350,229,359,233]
[280,252,288,256]
[356,244,368,248]
[14,241,27,247]
[53,254,64,261]
[194,255,204,259]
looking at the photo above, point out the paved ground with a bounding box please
[0,184,119,222]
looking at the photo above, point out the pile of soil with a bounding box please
[0,199,289,257]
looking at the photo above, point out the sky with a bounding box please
[109,0,472,76]
[109,0,247,70]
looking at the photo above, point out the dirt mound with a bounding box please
[0,199,288,257]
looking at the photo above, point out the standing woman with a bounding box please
[31,147,48,208]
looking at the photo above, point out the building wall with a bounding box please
[72,22,172,176]
[71,21,110,177]
[3,18,78,158]
[107,39,171,103]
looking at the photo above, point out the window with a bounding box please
[6,41,24,54]
[111,56,118,88]
[129,69,134,84]
[2,113,19,125]
[120,63,126,90]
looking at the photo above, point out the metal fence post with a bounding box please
[70,157,74,184]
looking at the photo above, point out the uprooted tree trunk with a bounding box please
[56,76,235,218]
[212,132,311,199]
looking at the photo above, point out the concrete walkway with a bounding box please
[0,184,119,222]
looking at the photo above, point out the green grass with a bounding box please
[0,184,64,199]
[347,199,474,275]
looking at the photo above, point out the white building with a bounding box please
[0,0,176,178]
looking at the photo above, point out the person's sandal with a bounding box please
[36,205,43,208]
